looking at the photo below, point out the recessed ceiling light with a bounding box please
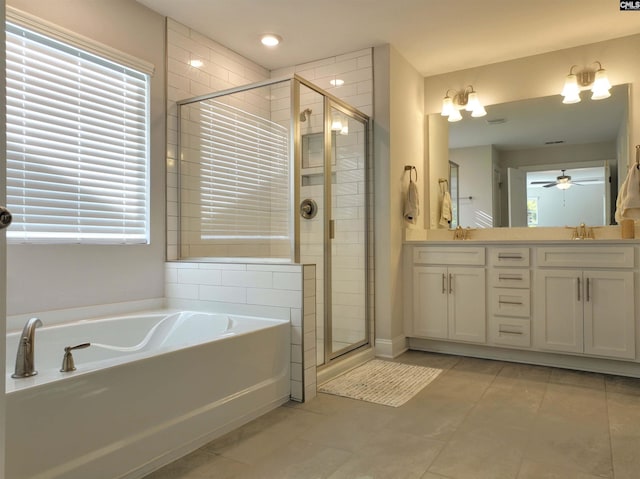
[260,34,282,47]
[189,59,204,68]
[330,78,345,87]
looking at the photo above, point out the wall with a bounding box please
[164,262,316,401]
[449,145,494,227]
[424,34,640,223]
[165,18,270,260]
[6,0,166,316]
[374,45,425,357]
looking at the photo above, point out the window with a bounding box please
[5,14,151,244]
[197,99,289,241]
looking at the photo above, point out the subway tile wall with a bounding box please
[272,50,374,363]
[165,261,316,402]
[166,19,270,261]
[165,15,374,369]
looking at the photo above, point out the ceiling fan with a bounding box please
[529,169,601,190]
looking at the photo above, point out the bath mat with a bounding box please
[318,359,442,407]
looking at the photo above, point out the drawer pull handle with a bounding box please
[498,300,523,305]
[498,329,524,335]
[449,273,453,294]
[497,254,523,259]
[586,277,590,302]
[442,273,446,295]
[498,275,523,281]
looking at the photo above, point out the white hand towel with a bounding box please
[439,191,452,227]
[404,179,419,224]
[615,163,640,222]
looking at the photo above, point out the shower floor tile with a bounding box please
[144,351,640,479]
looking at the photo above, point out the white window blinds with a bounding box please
[5,20,150,244]
[195,100,290,241]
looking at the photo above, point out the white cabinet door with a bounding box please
[413,266,448,339]
[583,271,635,359]
[535,270,583,353]
[448,267,486,343]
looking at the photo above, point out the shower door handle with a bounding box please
[0,206,12,230]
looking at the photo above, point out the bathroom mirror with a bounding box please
[429,83,629,228]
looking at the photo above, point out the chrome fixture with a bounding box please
[0,205,12,230]
[453,225,471,240]
[300,198,318,219]
[60,343,91,372]
[300,108,312,122]
[12,317,43,378]
[561,61,611,104]
[570,223,595,240]
[441,85,487,122]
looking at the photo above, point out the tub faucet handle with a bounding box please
[60,343,91,372]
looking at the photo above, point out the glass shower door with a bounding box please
[328,104,368,359]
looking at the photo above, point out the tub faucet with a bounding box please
[12,317,43,378]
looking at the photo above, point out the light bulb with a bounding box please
[471,104,487,118]
[561,73,581,103]
[556,181,571,190]
[465,91,479,112]
[441,96,454,116]
[331,118,343,131]
[591,68,611,100]
[260,34,282,47]
[448,109,462,122]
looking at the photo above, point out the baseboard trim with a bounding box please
[375,335,408,359]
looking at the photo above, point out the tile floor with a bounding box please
[144,351,640,479]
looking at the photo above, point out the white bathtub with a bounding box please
[5,310,291,479]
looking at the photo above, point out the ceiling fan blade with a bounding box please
[543,182,558,188]
[530,180,555,184]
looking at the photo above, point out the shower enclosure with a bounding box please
[176,74,372,368]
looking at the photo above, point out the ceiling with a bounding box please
[135,0,640,77]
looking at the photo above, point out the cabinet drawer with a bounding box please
[489,317,531,347]
[537,246,634,268]
[413,247,485,266]
[489,269,530,288]
[491,288,530,317]
[489,248,530,267]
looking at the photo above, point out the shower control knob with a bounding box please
[0,206,12,229]
[300,199,318,219]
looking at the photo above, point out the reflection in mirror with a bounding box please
[449,161,459,228]
[436,84,628,229]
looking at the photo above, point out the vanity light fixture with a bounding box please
[441,85,487,122]
[260,33,282,47]
[561,61,611,104]
[189,59,204,68]
[329,78,345,87]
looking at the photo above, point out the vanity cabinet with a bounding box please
[411,247,486,343]
[535,269,635,359]
[534,246,635,360]
[405,242,638,374]
[488,247,531,348]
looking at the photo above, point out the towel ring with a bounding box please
[404,165,417,182]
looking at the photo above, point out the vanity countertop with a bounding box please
[404,225,640,245]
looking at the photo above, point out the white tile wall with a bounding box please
[166,19,270,261]
[165,261,316,401]
[165,15,374,371]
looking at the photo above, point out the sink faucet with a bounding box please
[12,317,43,378]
